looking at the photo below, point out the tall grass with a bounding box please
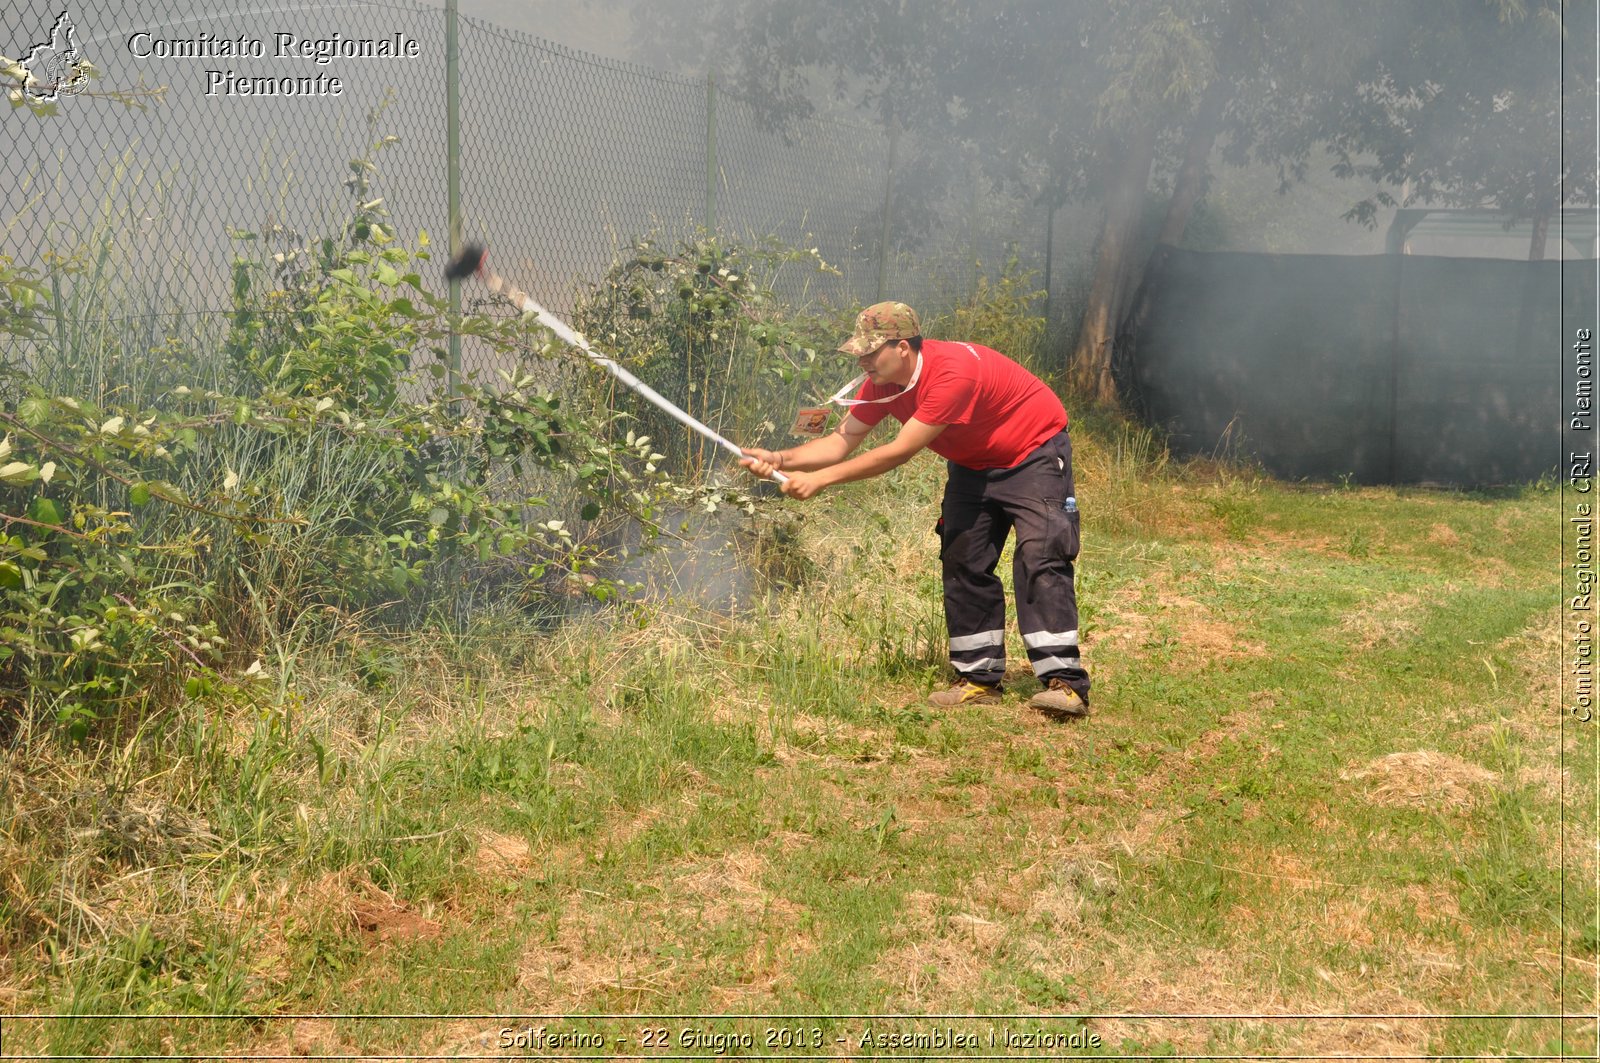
[4,404,1579,1057]
[9,181,1581,1059]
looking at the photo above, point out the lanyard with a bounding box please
[825,351,924,407]
[824,343,979,408]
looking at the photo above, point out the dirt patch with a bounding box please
[515,931,578,1003]
[1093,579,1158,653]
[1342,751,1500,811]
[765,828,815,854]
[472,830,532,875]
[1397,882,1463,925]
[876,936,990,1007]
[243,868,445,995]
[1250,689,1282,711]
[1088,945,1285,1051]
[1291,1008,1439,1061]
[433,1023,517,1057]
[1167,595,1267,663]
[1253,849,1343,892]
[1024,855,1119,931]
[1426,522,1462,547]
[512,841,815,1012]
[873,883,1047,1006]
[349,894,443,945]
[1495,608,1562,736]
[288,870,445,945]
[242,1017,350,1061]
[1317,895,1380,948]
[602,802,670,849]
[289,1019,339,1057]
[1124,708,1276,812]
[1339,591,1425,651]
[958,869,1032,920]
[874,904,1000,1009]
[1100,803,1182,861]
[1095,585,1265,666]
[514,904,676,1009]
[1247,528,1348,557]
[781,714,894,762]
[1089,946,1438,1056]
[1181,709,1269,767]
[671,847,807,927]
[1514,762,1569,805]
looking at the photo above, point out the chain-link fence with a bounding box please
[2,0,1070,379]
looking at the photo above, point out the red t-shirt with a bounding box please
[847,339,1068,469]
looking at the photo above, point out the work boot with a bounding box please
[928,680,1002,707]
[1027,678,1088,719]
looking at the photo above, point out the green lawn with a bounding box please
[2,439,1590,1059]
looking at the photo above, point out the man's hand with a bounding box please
[739,449,821,496]
[739,447,782,479]
[776,470,826,499]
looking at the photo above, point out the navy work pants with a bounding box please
[939,429,1089,700]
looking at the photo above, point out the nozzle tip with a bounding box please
[444,244,486,281]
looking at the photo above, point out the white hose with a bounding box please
[476,267,787,484]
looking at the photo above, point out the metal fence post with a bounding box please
[968,155,981,300]
[445,0,462,404]
[1386,252,1402,484]
[875,118,898,303]
[50,275,67,362]
[1043,202,1055,328]
[704,72,717,232]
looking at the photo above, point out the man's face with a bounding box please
[857,338,906,384]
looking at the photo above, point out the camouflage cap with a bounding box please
[837,301,922,356]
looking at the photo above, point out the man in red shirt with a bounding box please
[740,301,1090,718]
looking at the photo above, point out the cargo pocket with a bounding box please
[1062,507,1080,561]
[1045,499,1080,562]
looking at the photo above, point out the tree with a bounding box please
[625,0,1590,403]
[628,0,1390,403]
[630,0,1246,402]
[1324,0,1596,260]
[1060,3,1217,400]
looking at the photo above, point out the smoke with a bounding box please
[581,493,808,615]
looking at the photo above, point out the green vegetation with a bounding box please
[574,233,845,480]
[0,135,708,742]
[0,180,1587,1057]
[3,425,1584,1058]
[931,258,1050,375]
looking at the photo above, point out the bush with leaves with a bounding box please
[0,154,680,737]
[572,233,849,479]
[930,257,1048,375]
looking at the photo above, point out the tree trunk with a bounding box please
[1528,207,1550,261]
[1067,124,1157,404]
[1156,77,1230,249]
[1105,77,1232,331]
[1110,212,1148,330]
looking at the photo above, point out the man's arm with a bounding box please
[770,418,946,499]
[741,412,874,474]
[808,417,945,487]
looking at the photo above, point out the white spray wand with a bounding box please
[444,245,787,484]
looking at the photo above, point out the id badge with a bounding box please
[790,406,831,437]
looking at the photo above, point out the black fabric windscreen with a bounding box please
[1116,247,1593,486]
